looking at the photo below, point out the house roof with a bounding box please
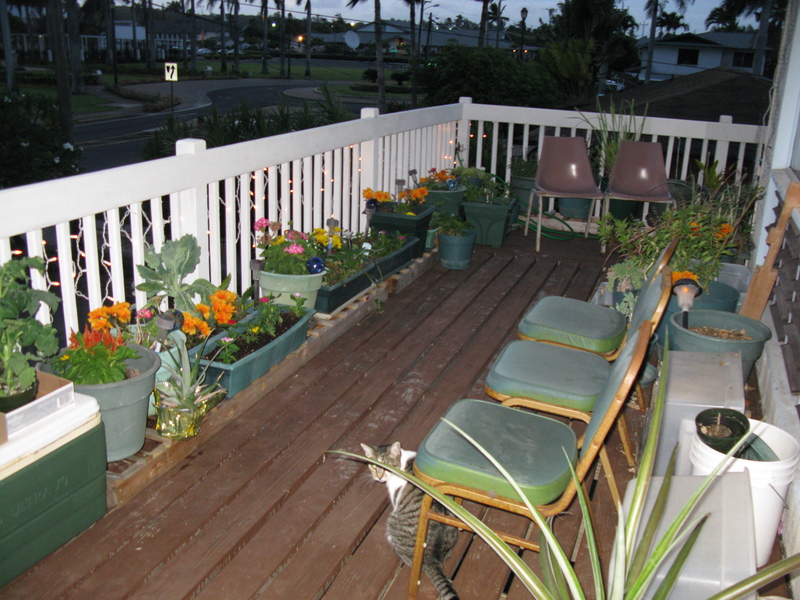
[637,31,758,50]
[577,67,771,126]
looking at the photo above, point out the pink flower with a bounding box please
[254,218,270,232]
[259,297,270,303]
[137,308,153,319]
[285,243,304,254]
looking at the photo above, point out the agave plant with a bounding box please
[332,344,800,599]
[153,337,225,440]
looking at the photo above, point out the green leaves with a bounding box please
[136,235,217,312]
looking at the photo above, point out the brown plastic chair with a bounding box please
[407,321,653,600]
[523,136,604,252]
[605,140,676,219]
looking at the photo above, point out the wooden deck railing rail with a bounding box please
[0,97,764,338]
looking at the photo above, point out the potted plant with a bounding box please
[136,234,220,313]
[46,302,161,462]
[0,257,61,412]
[313,230,415,314]
[420,167,467,215]
[461,180,518,249]
[363,185,435,257]
[152,337,226,440]
[200,293,315,398]
[598,183,757,326]
[436,212,476,270]
[508,156,538,214]
[256,218,327,306]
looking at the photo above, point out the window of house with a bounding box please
[733,51,755,68]
[677,48,699,65]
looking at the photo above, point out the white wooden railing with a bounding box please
[0,97,765,338]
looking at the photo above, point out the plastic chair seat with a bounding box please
[518,296,627,354]
[486,340,612,412]
[415,399,578,506]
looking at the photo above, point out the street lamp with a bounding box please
[519,7,528,62]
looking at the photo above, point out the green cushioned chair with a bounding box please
[517,237,678,360]
[487,271,671,469]
[408,322,652,600]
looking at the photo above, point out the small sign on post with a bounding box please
[164,62,178,115]
[164,62,178,82]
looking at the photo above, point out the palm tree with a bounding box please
[644,0,693,83]
[705,3,742,30]
[477,0,489,46]
[297,0,311,76]
[400,0,418,107]
[656,10,688,34]
[66,0,83,93]
[347,0,386,112]
[488,0,507,48]
[45,0,74,143]
[0,0,17,93]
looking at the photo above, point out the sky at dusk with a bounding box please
[233,0,754,38]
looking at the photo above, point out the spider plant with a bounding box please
[331,344,800,599]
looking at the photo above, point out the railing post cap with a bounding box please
[361,107,380,119]
[175,138,207,155]
[459,97,473,104]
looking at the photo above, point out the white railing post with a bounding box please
[457,98,472,165]
[714,115,733,175]
[175,138,210,280]
[360,108,380,190]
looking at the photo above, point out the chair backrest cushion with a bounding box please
[536,137,602,198]
[581,325,646,458]
[607,141,671,201]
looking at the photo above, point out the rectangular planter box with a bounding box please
[315,264,379,314]
[369,206,435,258]
[374,237,419,280]
[200,309,316,398]
[462,200,518,249]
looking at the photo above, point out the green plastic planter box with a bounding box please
[200,309,315,398]
[462,200,518,248]
[369,206,435,258]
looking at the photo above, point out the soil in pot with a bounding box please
[210,313,300,363]
[690,326,752,341]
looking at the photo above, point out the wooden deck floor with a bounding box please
[0,230,658,600]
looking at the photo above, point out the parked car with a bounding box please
[197,48,213,55]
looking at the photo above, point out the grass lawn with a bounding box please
[2,85,117,115]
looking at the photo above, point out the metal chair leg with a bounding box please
[618,411,636,469]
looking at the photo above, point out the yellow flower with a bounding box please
[251,326,260,334]
[60,354,69,361]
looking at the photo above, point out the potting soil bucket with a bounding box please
[690,419,800,566]
[669,309,772,381]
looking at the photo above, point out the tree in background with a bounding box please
[644,0,693,82]
[656,10,689,34]
[416,45,561,108]
[347,0,385,112]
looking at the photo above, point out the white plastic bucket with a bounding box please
[690,419,800,566]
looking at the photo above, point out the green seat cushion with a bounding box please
[486,340,612,411]
[518,296,627,354]
[416,399,578,506]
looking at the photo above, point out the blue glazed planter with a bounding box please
[200,309,315,398]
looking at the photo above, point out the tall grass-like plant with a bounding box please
[331,344,800,599]
[577,99,648,179]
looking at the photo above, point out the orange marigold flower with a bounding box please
[362,188,375,200]
[716,223,734,239]
[671,270,699,284]
[181,313,211,337]
[411,187,428,200]
[689,221,701,233]
[196,303,211,320]
[375,190,392,203]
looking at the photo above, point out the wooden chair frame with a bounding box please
[407,322,653,600]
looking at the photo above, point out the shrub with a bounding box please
[0,92,81,189]
[362,68,378,83]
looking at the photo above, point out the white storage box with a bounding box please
[622,472,757,600]
[642,351,745,476]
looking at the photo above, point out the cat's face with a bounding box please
[361,441,403,483]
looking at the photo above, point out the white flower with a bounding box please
[54,157,60,163]
[63,142,74,151]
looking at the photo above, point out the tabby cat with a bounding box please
[361,441,459,600]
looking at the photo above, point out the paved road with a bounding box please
[75,77,375,172]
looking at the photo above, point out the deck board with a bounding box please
[0,231,667,600]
